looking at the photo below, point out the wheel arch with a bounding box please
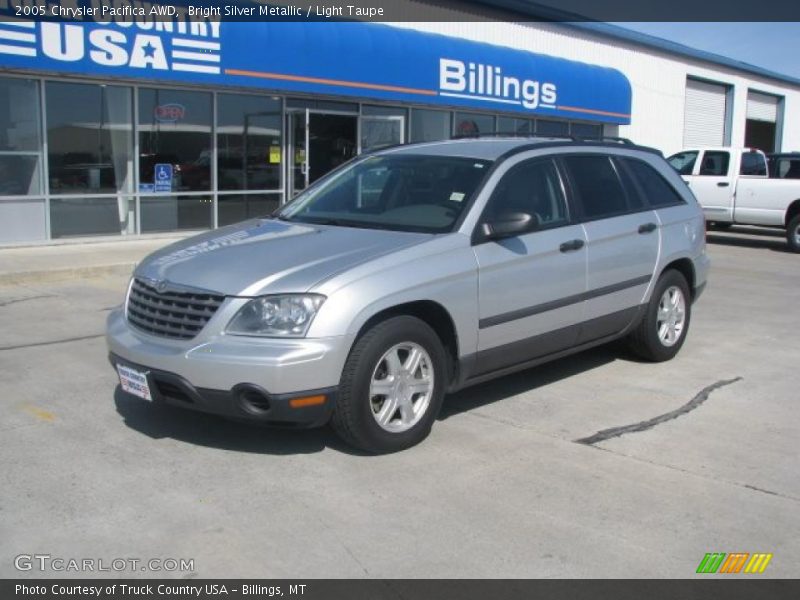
[352,300,460,387]
[785,199,800,227]
[659,257,696,299]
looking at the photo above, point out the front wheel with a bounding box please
[331,316,447,453]
[787,214,800,253]
[627,270,691,362]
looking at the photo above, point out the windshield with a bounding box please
[667,151,698,175]
[277,154,492,233]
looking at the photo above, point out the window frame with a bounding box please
[557,153,638,224]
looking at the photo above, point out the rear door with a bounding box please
[560,153,659,344]
[688,149,735,221]
[472,157,587,375]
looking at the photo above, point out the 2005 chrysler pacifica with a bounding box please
[108,136,709,453]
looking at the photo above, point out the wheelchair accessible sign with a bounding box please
[154,163,173,193]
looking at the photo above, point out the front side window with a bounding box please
[0,77,41,196]
[667,151,698,175]
[485,159,568,228]
[278,154,491,233]
[46,81,133,195]
[623,158,686,208]
[562,155,629,220]
[698,151,730,176]
[740,151,767,176]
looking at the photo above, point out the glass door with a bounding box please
[286,109,309,198]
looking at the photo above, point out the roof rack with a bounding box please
[451,131,634,145]
[451,131,577,141]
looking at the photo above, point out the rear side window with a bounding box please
[740,151,767,176]
[698,151,730,176]
[562,155,629,220]
[622,159,686,208]
[667,151,698,175]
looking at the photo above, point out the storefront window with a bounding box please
[497,117,532,134]
[536,119,570,136]
[410,109,451,143]
[140,195,213,233]
[46,82,133,195]
[217,93,282,191]
[571,122,602,139]
[218,193,281,226]
[361,106,406,152]
[454,112,495,136]
[0,77,42,196]
[138,88,212,192]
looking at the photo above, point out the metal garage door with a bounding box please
[683,78,728,147]
[747,91,779,122]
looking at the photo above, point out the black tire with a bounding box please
[786,214,800,253]
[627,270,692,362]
[331,316,447,453]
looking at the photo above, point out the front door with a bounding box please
[687,149,735,221]
[473,157,587,376]
[286,110,358,199]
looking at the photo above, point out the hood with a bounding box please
[134,219,432,296]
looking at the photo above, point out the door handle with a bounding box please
[559,239,585,252]
[717,182,730,187]
[638,222,657,234]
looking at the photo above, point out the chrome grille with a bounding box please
[127,278,225,340]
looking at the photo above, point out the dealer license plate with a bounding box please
[116,364,152,401]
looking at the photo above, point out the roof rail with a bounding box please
[451,131,577,141]
[575,135,634,145]
[451,131,636,145]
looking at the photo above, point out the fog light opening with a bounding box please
[235,385,272,415]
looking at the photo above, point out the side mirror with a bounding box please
[481,212,539,241]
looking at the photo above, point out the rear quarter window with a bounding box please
[622,158,687,209]
[740,151,767,176]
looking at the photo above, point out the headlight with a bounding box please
[226,294,326,337]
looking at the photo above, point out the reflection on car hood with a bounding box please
[134,219,432,296]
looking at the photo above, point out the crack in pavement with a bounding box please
[0,295,56,308]
[0,333,105,352]
[574,377,743,446]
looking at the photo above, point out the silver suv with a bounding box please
[107,137,709,453]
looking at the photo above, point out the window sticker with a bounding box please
[450,192,466,202]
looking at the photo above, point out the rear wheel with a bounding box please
[628,270,691,362]
[787,214,800,253]
[332,316,447,453]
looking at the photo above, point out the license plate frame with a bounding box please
[116,364,153,402]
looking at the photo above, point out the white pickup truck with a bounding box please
[667,147,800,252]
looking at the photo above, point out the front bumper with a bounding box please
[106,307,352,426]
[110,353,336,426]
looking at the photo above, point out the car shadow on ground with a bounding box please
[439,345,618,420]
[113,387,363,456]
[706,227,790,253]
[115,346,624,454]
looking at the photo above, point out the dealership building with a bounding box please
[0,0,798,244]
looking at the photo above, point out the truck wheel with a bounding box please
[787,214,800,253]
[332,316,447,453]
[627,270,691,362]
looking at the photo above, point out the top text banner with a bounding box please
[1,0,799,22]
